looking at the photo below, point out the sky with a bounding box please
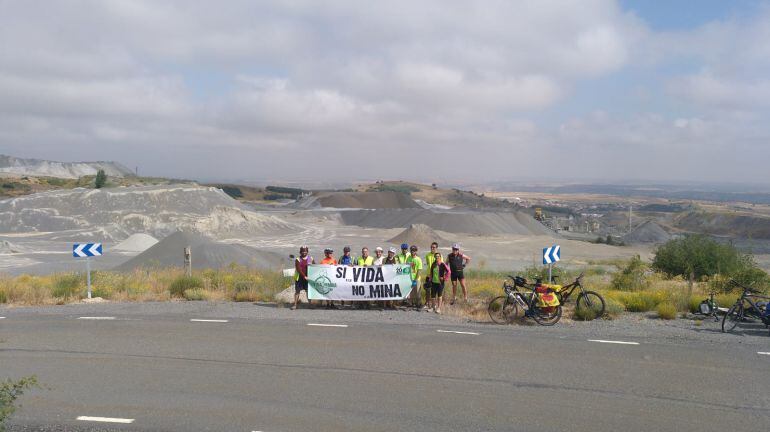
[1,0,769,184]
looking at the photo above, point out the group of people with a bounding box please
[293,242,471,313]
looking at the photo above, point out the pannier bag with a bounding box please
[535,285,561,307]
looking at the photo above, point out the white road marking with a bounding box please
[758,352,770,355]
[190,319,229,323]
[77,317,115,320]
[0,317,5,319]
[437,330,480,335]
[76,416,134,424]
[588,339,640,345]
[307,323,348,328]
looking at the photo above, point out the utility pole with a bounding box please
[184,246,192,276]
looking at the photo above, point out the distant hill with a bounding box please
[0,154,134,179]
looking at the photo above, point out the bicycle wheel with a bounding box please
[488,296,518,324]
[575,291,606,320]
[532,305,562,326]
[721,303,743,333]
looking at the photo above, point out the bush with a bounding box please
[621,292,658,312]
[573,306,598,321]
[168,275,203,297]
[0,289,6,304]
[610,255,649,291]
[1,376,37,428]
[94,169,107,189]
[656,302,677,320]
[183,288,209,301]
[52,273,83,299]
[603,297,624,319]
[653,235,743,281]
[221,186,243,199]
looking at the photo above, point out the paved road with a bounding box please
[1,303,769,431]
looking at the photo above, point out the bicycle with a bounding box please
[488,276,562,326]
[547,273,605,320]
[721,280,770,335]
[694,291,721,322]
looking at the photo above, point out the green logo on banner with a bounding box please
[313,274,337,294]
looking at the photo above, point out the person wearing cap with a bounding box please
[320,248,337,309]
[339,246,354,266]
[396,243,410,264]
[406,245,423,308]
[382,247,399,309]
[292,246,315,310]
[422,242,439,311]
[447,243,471,304]
[372,247,384,266]
[320,248,337,265]
[383,247,398,265]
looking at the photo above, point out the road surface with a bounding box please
[1,303,769,431]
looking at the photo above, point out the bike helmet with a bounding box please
[514,276,527,287]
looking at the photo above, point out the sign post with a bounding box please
[542,245,561,283]
[73,243,103,299]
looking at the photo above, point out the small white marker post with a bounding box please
[86,257,92,299]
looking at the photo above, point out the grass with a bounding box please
[0,266,291,305]
[0,376,38,430]
[656,302,677,320]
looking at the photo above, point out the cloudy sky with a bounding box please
[1,0,768,184]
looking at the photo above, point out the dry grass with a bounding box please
[0,265,290,306]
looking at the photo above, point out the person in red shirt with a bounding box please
[320,248,337,309]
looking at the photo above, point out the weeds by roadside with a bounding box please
[0,376,38,431]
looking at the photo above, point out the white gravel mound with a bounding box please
[0,240,24,254]
[0,154,133,179]
[0,185,299,240]
[113,233,159,253]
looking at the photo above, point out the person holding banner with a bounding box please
[357,247,374,266]
[373,247,384,265]
[397,243,410,264]
[407,245,423,308]
[292,246,314,310]
[384,247,398,265]
[339,246,353,266]
[320,248,337,309]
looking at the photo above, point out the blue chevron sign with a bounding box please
[73,243,103,258]
[543,245,560,265]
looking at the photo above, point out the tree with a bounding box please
[94,169,107,189]
[652,234,769,295]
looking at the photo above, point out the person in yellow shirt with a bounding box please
[422,242,438,311]
[406,245,423,308]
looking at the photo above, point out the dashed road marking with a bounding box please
[77,317,116,320]
[588,339,639,345]
[437,330,480,335]
[307,323,348,328]
[758,352,770,355]
[77,416,134,424]
[0,317,5,319]
[190,319,229,323]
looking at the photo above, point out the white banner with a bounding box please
[307,264,413,301]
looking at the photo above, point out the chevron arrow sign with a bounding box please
[542,245,561,265]
[73,243,103,258]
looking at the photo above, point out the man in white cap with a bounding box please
[447,243,471,304]
[373,246,384,265]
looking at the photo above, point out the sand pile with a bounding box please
[0,154,133,179]
[622,220,671,244]
[388,224,448,247]
[341,209,553,236]
[313,192,421,209]
[0,185,298,240]
[113,233,159,252]
[114,231,283,271]
[0,240,24,254]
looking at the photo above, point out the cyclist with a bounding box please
[339,246,353,266]
[407,245,423,308]
[429,252,449,314]
[396,243,410,264]
[373,246,385,265]
[383,247,398,265]
[320,248,337,309]
[357,247,374,266]
[422,242,439,311]
[292,246,314,310]
[447,243,471,304]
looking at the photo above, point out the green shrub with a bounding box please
[610,255,649,291]
[1,376,38,429]
[0,290,6,304]
[603,297,624,319]
[183,288,209,301]
[168,275,203,297]
[622,292,657,312]
[52,273,83,298]
[573,306,597,321]
[656,302,677,320]
[90,286,111,299]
